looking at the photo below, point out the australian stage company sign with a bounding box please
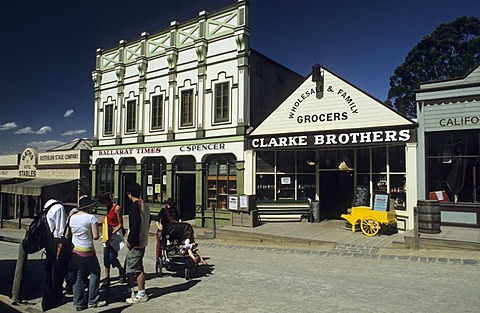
[249,129,414,149]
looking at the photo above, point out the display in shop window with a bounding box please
[207,175,237,210]
[256,174,275,200]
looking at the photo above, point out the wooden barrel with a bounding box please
[417,200,441,234]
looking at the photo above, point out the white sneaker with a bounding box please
[126,294,148,304]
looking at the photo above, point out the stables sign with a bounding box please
[248,128,414,149]
[19,148,37,177]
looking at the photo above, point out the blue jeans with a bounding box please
[103,243,121,268]
[71,252,101,308]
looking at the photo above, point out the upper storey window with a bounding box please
[126,100,137,133]
[181,89,194,127]
[214,82,229,123]
[151,95,164,130]
[104,103,113,135]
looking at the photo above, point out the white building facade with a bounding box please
[91,1,303,224]
[246,66,418,230]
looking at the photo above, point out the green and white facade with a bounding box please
[91,0,303,223]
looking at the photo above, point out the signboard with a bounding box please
[0,170,17,178]
[352,185,369,206]
[239,195,249,209]
[281,177,291,185]
[0,154,18,166]
[373,193,389,212]
[249,129,414,150]
[229,195,238,211]
[147,186,153,196]
[38,150,81,165]
[237,194,255,212]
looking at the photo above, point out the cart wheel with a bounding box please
[360,217,380,236]
[155,258,163,277]
[184,267,191,280]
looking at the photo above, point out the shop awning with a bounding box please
[0,178,16,184]
[1,179,76,196]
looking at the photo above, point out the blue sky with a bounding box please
[1,0,479,155]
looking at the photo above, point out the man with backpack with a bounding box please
[42,198,68,311]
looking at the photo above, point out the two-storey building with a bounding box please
[91,0,303,223]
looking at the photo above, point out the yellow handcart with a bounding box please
[341,203,397,237]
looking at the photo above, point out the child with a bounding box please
[182,232,207,265]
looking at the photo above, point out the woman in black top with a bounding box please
[155,198,180,248]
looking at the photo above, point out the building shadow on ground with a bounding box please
[0,259,44,301]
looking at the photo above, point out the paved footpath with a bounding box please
[0,230,479,313]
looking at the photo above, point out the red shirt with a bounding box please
[106,204,120,228]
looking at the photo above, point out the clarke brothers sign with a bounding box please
[248,128,415,149]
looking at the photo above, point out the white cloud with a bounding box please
[0,122,17,131]
[26,140,65,152]
[62,129,86,136]
[15,127,34,134]
[64,109,74,118]
[36,126,52,134]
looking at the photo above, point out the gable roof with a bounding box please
[250,66,416,136]
[47,138,92,152]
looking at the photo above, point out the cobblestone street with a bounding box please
[1,238,479,313]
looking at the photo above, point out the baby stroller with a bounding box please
[155,222,198,280]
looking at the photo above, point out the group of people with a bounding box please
[40,183,150,311]
[14,184,209,311]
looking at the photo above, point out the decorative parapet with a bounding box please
[147,32,170,57]
[102,48,120,70]
[125,41,142,63]
[96,2,249,71]
[95,48,103,70]
[206,7,238,39]
[177,21,200,48]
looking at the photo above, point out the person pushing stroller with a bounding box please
[155,198,180,270]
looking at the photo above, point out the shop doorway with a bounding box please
[319,171,354,220]
[121,173,137,215]
[175,173,196,221]
[173,156,197,221]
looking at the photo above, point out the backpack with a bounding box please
[22,201,62,254]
